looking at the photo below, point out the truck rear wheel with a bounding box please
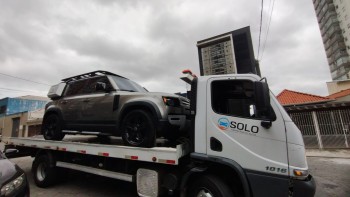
[32,154,57,188]
[187,174,234,197]
[121,110,156,148]
[42,114,65,141]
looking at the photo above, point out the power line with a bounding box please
[0,87,41,93]
[0,72,50,86]
[257,0,264,59]
[260,0,276,60]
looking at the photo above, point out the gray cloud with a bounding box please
[0,0,331,98]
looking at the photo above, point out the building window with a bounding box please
[0,106,6,114]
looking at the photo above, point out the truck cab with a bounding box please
[184,73,315,196]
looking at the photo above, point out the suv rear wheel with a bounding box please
[42,114,65,141]
[121,110,156,147]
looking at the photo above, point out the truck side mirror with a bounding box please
[254,81,272,121]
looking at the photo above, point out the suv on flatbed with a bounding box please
[42,70,190,147]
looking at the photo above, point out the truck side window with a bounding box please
[212,80,256,119]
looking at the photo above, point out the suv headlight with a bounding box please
[1,174,25,196]
[162,97,180,107]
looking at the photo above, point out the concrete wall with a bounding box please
[1,112,28,137]
[327,80,350,94]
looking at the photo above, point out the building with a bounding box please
[1,109,45,137]
[197,26,260,76]
[277,89,332,106]
[328,88,350,101]
[312,0,350,87]
[326,79,350,94]
[277,89,350,149]
[0,95,49,137]
[0,95,48,117]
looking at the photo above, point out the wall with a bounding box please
[0,98,9,117]
[2,112,29,137]
[327,80,350,94]
[6,98,47,116]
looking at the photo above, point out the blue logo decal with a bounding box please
[218,118,230,130]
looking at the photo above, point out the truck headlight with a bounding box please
[1,174,25,196]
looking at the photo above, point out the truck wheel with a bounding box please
[121,110,156,147]
[32,154,57,188]
[42,114,65,141]
[187,175,234,197]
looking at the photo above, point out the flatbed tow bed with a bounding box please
[2,136,189,165]
[2,136,191,195]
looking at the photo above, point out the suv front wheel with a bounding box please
[121,110,156,147]
[42,114,65,141]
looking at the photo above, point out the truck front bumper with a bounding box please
[293,174,316,197]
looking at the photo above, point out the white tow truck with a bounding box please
[1,72,315,197]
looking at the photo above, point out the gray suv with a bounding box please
[42,71,190,147]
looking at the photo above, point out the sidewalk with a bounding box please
[306,149,350,158]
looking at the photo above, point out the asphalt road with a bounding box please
[5,155,350,197]
[308,157,350,197]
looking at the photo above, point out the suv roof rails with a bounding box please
[62,70,127,83]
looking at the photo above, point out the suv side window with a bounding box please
[83,76,112,94]
[64,80,87,97]
[212,80,259,119]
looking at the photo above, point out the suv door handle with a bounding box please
[83,99,90,102]
[61,100,68,104]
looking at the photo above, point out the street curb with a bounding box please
[306,155,350,159]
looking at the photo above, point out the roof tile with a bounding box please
[277,89,331,105]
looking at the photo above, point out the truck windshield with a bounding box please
[110,76,147,93]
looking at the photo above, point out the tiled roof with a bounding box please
[277,89,332,106]
[328,88,350,99]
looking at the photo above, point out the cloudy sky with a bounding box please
[0,0,330,98]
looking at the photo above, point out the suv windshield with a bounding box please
[110,76,147,93]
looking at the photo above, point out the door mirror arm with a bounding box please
[261,120,272,129]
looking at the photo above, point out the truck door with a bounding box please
[206,77,290,195]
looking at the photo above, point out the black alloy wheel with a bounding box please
[121,110,156,147]
[42,114,65,141]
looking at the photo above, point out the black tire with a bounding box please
[121,110,156,147]
[187,175,234,197]
[32,154,57,188]
[42,114,65,141]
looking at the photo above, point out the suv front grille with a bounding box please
[180,98,190,107]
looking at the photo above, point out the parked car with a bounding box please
[0,149,30,197]
[42,70,190,147]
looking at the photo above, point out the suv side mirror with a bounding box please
[254,81,272,121]
[4,148,19,158]
[96,82,107,92]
